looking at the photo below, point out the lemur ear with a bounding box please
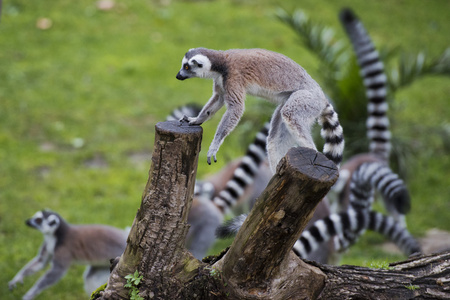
[191,59,203,68]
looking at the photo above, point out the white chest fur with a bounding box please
[44,234,57,254]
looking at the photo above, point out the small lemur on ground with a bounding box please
[9,210,128,300]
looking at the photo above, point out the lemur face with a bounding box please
[26,210,61,235]
[176,49,212,80]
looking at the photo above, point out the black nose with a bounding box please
[176,72,187,80]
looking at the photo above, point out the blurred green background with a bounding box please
[1,0,448,299]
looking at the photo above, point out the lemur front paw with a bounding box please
[8,278,22,290]
[180,115,202,126]
[207,149,218,165]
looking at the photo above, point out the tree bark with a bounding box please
[314,251,450,299]
[95,122,450,300]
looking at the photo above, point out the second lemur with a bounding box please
[176,48,344,173]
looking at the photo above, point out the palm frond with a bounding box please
[276,8,349,80]
[389,48,450,92]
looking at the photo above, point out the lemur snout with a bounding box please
[25,219,34,228]
[176,72,187,80]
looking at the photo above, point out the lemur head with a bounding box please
[26,210,62,235]
[176,48,214,80]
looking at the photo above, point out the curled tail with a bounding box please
[350,161,411,216]
[319,103,345,167]
[293,208,421,259]
[340,8,391,159]
[212,123,270,213]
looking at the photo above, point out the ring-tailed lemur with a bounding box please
[176,48,344,173]
[9,210,128,300]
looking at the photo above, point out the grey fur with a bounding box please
[176,48,344,173]
[9,210,127,299]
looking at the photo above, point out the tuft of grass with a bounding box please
[368,261,394,270]
[405,283,420,291]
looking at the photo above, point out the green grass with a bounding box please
[1,0,449,299]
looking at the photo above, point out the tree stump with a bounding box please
[100,121,203,299]
[215,147,338,299]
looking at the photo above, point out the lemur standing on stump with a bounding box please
[9,210,128,300]
[176,48,344,173]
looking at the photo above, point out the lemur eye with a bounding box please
[35,218,42,225]
[184,64,189,70]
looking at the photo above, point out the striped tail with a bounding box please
[212,123,270,213]
[194,180,216,199]
[292,208,421,259]
[319,103,345,167]
[166,104,202,121]
[350,161,411,216]
[340,8,391,160]
[216,214,248,238]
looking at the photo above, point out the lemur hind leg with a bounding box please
[275,89,327,168]
[281,89,325,149]
[267,105,298,173]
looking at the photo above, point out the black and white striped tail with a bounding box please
[212,123,270,213]
[293,208,421,259]
[216,214,248,238]
[194,180,216,199]
[319,103,345,167]
[340,8,391,160]
[350,161,411,215]
[166,104,202,121]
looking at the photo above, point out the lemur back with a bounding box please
[176,48,344,173]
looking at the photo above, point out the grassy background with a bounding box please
[1,0,448,299]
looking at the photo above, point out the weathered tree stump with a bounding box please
[100,121,203,299]
[215,147,338,299]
